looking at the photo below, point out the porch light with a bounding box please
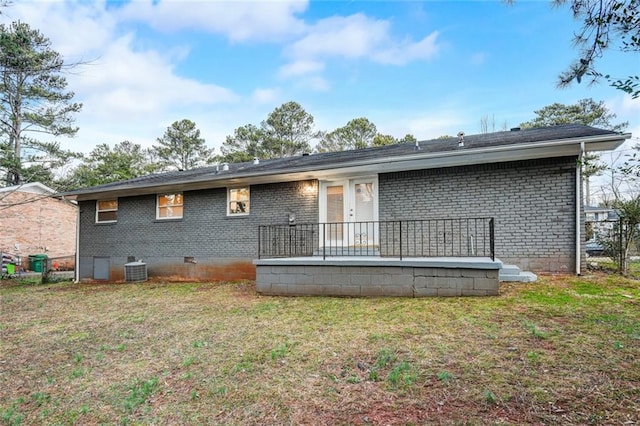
[303,181,316,194]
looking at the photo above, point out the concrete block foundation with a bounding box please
[254,257,501,297]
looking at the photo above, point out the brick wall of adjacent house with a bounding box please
[379,156,582,273]
[77,180,318,281]
[0,191,77,260]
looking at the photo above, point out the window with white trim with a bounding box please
[96,200,118,223]
[228,187,250,216]
[157,193,183,219]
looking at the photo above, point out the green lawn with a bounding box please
[1,274,638,425]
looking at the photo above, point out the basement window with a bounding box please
[157,193,183,219]
[228,187,250,216]
[96,199,118,223]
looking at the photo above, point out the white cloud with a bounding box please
[2,1,242,154]
[304,76,331,92]
[605,93,640,115]
[405,113,466,140]
[0,1,447,155]
[372,32,440,65]
[288,14,388,60]
[117,0,308,42]
[605,94,640,140]
[333,107,466,142]
[252,88,280,104]
[278,60,325,78]
[285,13,440,66]
[620,95,640,113]
[74,34,237,120]
[8,1,114,58]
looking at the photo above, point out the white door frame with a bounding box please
[319,176,379,247]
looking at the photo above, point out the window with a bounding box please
[157,193,183,219]
[228,187,250,216]
[96,200,118,223]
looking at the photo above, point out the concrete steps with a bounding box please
[499,264,537,282]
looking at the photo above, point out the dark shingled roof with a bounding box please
[63,124,621,197]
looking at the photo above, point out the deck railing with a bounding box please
[258,218,495,261]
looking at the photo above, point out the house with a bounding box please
[585,205,617,240]
[0,182,77,270]
[63,124,629,296]
[584,205,621,257]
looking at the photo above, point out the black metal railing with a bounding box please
[258,218,495,260]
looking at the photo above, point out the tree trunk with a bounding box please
[585,175,591,206]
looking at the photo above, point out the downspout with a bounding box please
[74,204,80,283]
[576,142,585,275]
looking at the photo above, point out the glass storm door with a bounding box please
[320,178,378,247]
[325,184,345,243]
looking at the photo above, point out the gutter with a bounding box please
[576,142,584,275]
[65,132,630,201]
[343,132,629,172]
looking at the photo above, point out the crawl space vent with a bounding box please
[124,261,147,282]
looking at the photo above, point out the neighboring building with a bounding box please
[585,205,617,241]
[0,182,77,263]
[63,124,629,288]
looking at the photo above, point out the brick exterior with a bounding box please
[77,156,583,281]
[0,191,77,259]
[379,157,582,273]
[78,180,318,280]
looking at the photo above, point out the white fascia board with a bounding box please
[73,132,628,201]
[0,182,56,195]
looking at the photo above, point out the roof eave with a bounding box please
[69,132,629,201]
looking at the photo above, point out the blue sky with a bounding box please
[3,0,638,159]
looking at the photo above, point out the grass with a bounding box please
[1,275,639,424]
[587,257,640,276]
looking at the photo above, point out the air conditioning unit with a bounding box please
[124,261,147,282]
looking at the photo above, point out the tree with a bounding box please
[372,133,397,146]
[521,98,627,205]
[479,115,510,134]
[480,114,496,134]
[316,117,377,153]
[0,21,82,186]
[520,98,628,131]
[511,0,639,97]
[582,152,609,205]
[591,150,640,274]
[398,134,418,144]
[63,141,160,189]
[220,102,319,161]
[261,101,318,158]
[153,119,213,171]
[218,124,264,163]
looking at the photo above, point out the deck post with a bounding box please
[489,218,495,261]
[399,220,403,260]
[322,223,326,260]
